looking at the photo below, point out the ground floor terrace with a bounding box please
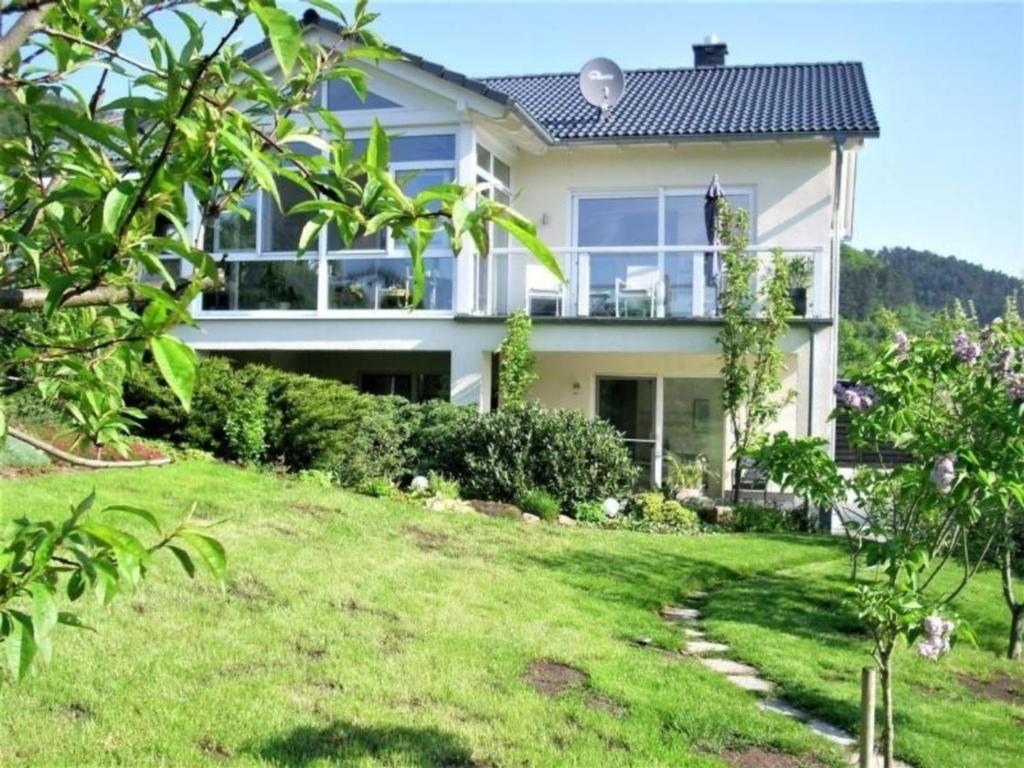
[178,317,835,495]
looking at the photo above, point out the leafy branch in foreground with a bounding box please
[0,492,225,683]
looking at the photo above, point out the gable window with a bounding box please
[574,189,752,317]
[326,80,403,111]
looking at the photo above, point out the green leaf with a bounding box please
[251,2,302,76]
[167,545,196,579]
[178,531,227,586]
[102,181,134,235]
[4,611,37,681]
[57,612,95,633]
[491,214,564,283]
[364,120,389,171]
[149,335,197,412]
[104,505,162,536]
[29,584,58,640]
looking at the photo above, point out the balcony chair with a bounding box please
[525,262,565,317]
[614,264,660,318]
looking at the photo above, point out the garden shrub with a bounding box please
[460,404,637,511]
[223,385,269,464]
[632,492,666,522]
[357,477,397,498]
[332,395,415,487]
[732,502,808,533]
[573,500,605,524]
[518,488,560,521]
[427,471,460,500]
[398,399,477,479]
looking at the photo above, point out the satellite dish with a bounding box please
[579,57,626,115]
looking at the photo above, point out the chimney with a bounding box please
[693,34,728,67]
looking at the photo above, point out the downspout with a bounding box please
[826,134,848,458]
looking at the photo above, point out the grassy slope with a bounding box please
[0,461,1019,767]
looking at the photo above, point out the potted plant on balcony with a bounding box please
[787,255,811,317]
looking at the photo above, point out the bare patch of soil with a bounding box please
[334,598,400,622]
[63,702,92,721]
[402,524,450,552]
[585,691,628,717]
[468,500,523,520]
[310,678,345,693]
[291,501,335,519]
[198,737,233,759]
[227,574,279,608]
[294,639,327,661]
[721,747,827,768]
[523,660,588,696]
[957,672,1024,705]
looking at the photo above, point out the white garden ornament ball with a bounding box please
[409,475,429,492]
[602,497,621,518]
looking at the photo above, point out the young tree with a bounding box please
[715,201,794,503]
[0,0,559,679]
[753,306,1024,766]
[497,310,536,408]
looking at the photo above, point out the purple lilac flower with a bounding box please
[930,453,956,496]
[1006,373,1024,402]
[894,330,910,360]
[953,330,982,365]
[917,616,955,661]
[834,382,876,412]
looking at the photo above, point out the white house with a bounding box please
[176,11,879,495]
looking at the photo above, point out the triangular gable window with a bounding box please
[327,80,403,111]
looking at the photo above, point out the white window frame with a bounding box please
[570,186,756,318]
[473,140,514,315]
[194,126,461,319]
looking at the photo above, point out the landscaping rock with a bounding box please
[682,495,717,511]
[468,500,523,520]
[698,505,734,525]
[725,674,774,693]
[686,590,710,600]
[557,514,577,527]
[521,513,540,524]
[699,658,758,675]
[756,699,808,720]
[683,628,706,638]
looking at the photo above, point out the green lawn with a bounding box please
[0,461,1020,767]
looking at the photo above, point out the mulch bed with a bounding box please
[721,747,827,768]
[957,672,1024,705]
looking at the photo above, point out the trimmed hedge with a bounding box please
[127,358,637,513]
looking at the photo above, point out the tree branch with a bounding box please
[8,425,172,469]
[0,6,46,67]
[0,277,216,311]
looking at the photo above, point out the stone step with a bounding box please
[757,698,808,720]
[806,718,855,748]
[726,674,774,693]
[685,641,729,655]
[699,658,758,675]
[660,606,700,621]
[683,628,705,638]
[686,590,709,600]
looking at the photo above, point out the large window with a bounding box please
[200,132,458,313]
[474,142,512,314]
[575,190,752,317]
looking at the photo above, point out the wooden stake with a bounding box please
[859,667,877,768]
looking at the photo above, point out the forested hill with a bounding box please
[838,244,1021,374]
[841,244,1022,324]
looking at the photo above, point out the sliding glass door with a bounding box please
[596,377,657,488]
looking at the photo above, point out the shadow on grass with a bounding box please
[252,721,478,767]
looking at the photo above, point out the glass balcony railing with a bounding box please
[475,244,828,320]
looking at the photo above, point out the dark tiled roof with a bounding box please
[247,12,878,144]
[479,64,878,141]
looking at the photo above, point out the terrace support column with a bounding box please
[450,346,489,411]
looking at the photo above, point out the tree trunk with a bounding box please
[880,649,895,768]
[1009,606,1023,661]
[1000,546,1023,661]
[732,460,742,505]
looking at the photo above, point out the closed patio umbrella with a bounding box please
[704,174,725,288]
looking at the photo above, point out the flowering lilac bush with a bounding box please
[753,300,1024,767]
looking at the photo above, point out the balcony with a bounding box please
[473,244,830,320]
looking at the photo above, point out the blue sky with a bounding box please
[100,1,1024,275]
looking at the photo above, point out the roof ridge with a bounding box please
[478,61,865,81]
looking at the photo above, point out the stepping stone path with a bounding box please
[658,597,911,768]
